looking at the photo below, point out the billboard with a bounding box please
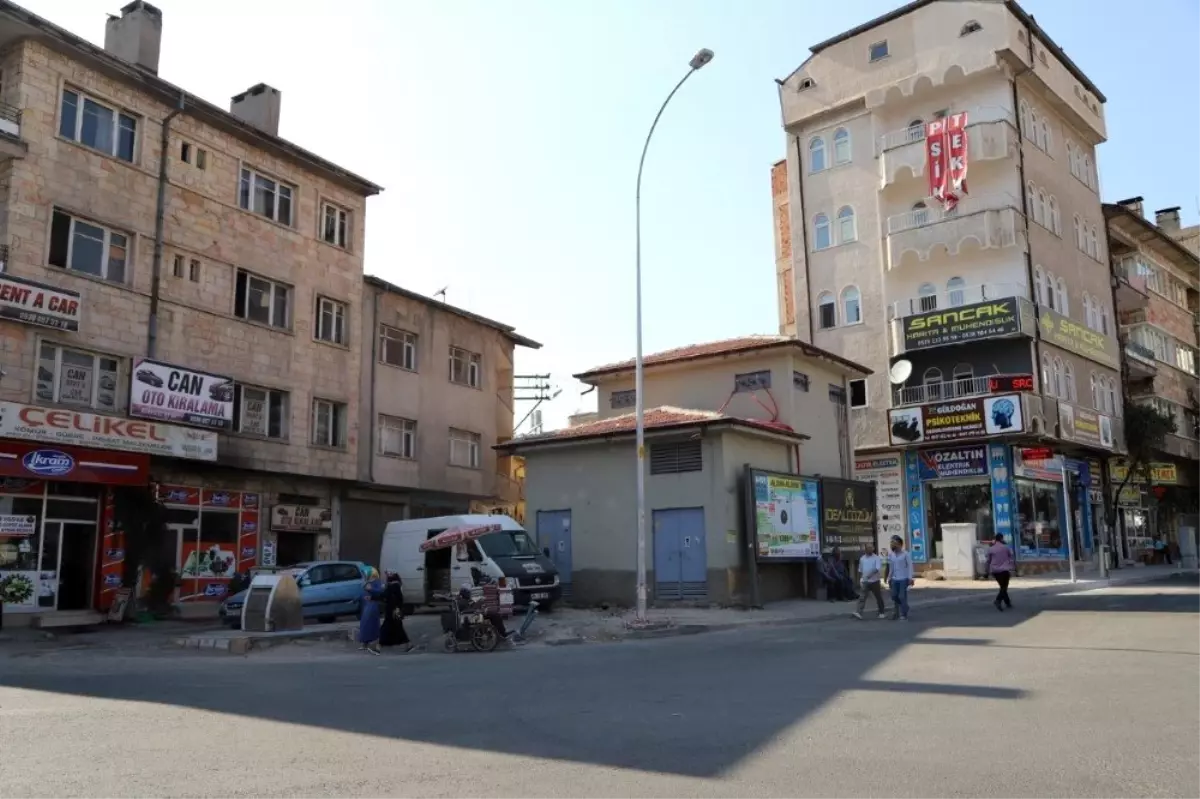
[1038,307,1120,369]
[901,299,1022,351]
[818,477,877,556]
[749,470,821,560]
[130,358,234,430]
[888,394,1024,446]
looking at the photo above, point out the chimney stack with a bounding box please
[104,1,163,74]
[230,84,282,137]
[1116,196,1144,218]
[1155,207,1181,232]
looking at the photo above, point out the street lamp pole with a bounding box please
[634,48,714,622]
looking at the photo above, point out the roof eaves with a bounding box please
[1102,204,1200,272]
[495,416,810,453]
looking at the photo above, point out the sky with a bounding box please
[23,0,1200,430]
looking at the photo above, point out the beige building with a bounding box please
[0,0,387,621]
[339,275,540,565]
[1106,198,1199,556]
[772,0,1123,571]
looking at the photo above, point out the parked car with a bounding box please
[219,560,371,627]
[134,369,162,388]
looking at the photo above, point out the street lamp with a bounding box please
[633,48,714,623]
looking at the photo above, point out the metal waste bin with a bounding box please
[973,544,990,580]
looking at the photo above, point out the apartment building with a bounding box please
[1105,198,1200,557]
[0,1,382,620]
[771,0,1122,572]
[338,275,541,565]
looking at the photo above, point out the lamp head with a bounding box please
[689,49,714,70]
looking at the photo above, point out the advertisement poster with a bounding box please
[903,451,928,562]
[988,443,1014,540]
[818,478,876,555]
[926,112,968,210]
[0,402,218,461]
[0,273,82,332]
[889,394,1023,446]
[0,514,37,536]
[917,446,989,480]
[752,472,821,559]
[0,570,57,611]
[901,299,1022,351]
[177,541,237,602]
[854,455,904,547]
[1058,403,1113,450]
[1013,449,1064,482]
[1037,308,1121,369]
[130,358,234,430]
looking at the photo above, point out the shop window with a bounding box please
[925,482,995,559]
[36,342,121,412]
[234,384,288,439]
[45,499,99,522]
[1016,479,1063,557]
[199,510,239,547]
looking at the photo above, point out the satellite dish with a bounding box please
[889,359,913,385]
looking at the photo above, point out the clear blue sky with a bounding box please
[26,0,1200,428]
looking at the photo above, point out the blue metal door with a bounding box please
[536,510,573,600]
[653,507,707,600]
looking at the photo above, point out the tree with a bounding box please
[1103,402,1176,561]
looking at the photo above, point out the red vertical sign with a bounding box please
[926,113,969,211]
[947,112,969,202]
[926,119,947,205]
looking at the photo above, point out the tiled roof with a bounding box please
[574,334,870,380]
[496,406,808,451]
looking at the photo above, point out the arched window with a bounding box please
[1036,189,1048,226]
[1100,305,1110,335]
[1056,277,1069,315]
[1048,196,1060,235]
[1026,181,1036,220]
[1090,373,1099,409]
[1019,101,1030,138]
[1034,266,1046,305]
[1053,357,1065,398]
[817,291,836,329]
[1064,362,1075,402]
[813,213,831,250]
[960,20,982,36]
[1029,108,1040,145]
[947,276,966,307]
[1074,215,1083,249]
[837,206,857,243]
[1083,155,1093,189]
[918,282,938,312]
[1041,354,1052,393]
[841,285,862,324]
[923,367,943,401]
[1084,293,1095,330]
[1104,377,1116,414]
[907,119,924,143]
[1086,224,1097,258]
[1045,270,1057,310]
[833,128,851,165]
[1040,117,1052,154]
[809,137,826,172]
[952,363,974,397]
[1066,141,1076,176]
[911,200,929,227]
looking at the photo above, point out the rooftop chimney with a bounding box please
[104,1,163,74]
[1155,207,1181,232]
[230,84,282,137]
[1116,196,1144,218]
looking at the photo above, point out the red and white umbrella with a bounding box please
[419,523,502,553]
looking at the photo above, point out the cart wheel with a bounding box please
[470,623,499,652]
[442,633,458,653]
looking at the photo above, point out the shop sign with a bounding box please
[818,478,876,555]
[159,485,200,505]
[1058,403,1113,449]
[270,504,332,533]
[1038,307,1120,369]
[0,440,149,486]
[853,454,904,545]
[987,374,1035,393]
[988,443,1014,538]
[888,394,1024,446]
[203,489,240,508]
[916,446,988,480]
[130,358,234,430]
[903,451,928,563]
[1109,459,1178,486]
[0,273,82,332]
[1013,447,1064,482]
[1020,447,1053,462]
[0,514,36,537]
[901,298,1022,350]
[750,470,821,559]
[261,539,277,567]
[0,402,217,461]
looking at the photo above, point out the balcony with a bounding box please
[878,113,1019,188]
[886,193,1022,270]
[889,292,1037,356]
[893,375,995,407]
[1112,256,1150,311]
[1161,433,1200,460]
[1123,338,1158,380]
[0,101,24,160]
[1123,321,1199,377]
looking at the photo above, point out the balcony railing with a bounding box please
[1124,339,1156,363]
[889,281,1028,319]
[878,111,1019,187]
[886,193,1022,270]
[1124,322,1199,376]
[886,192,1020,234]
[893,375,995,407]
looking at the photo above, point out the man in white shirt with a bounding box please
[852,542,886,620]
[885,535,914,621]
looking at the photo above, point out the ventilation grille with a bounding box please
[649,440,703,475]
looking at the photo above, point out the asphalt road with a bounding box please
[2,574,1197,798]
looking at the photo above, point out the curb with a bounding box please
[174,626,354,655]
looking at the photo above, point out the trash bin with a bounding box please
[973,544,990,581]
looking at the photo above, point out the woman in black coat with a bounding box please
[379,572,413,650]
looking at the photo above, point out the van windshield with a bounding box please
[477,531,540,558]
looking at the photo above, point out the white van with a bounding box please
[379,514,562,611]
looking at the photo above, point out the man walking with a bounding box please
[852,542,886,620]
[986,533,1015,611]
[886,535,913,621]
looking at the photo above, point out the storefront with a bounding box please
[904,444,1006,563]
[1010,449,1096,563]
[269,504,334,566]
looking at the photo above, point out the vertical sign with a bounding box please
[926,113,969,211]
[988,443,1013,542]
[904,450,927,563]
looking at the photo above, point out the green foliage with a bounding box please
[1121,403,1176,469]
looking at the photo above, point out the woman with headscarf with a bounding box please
[358,567,385,655]
[379,571,413,651]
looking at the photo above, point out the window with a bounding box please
[841,285,862,324]
[813,213,831,250]
[196,148,207,170]
[817,291,836,329]
[449,347,481,388]
[234,269,290,329]
[234,385,288,439]
[450,428,482,468]
[1056,278,1068,315]
[947,276,966,307]
[1099,306,1109,336]
[952,363,973,395]
[960,20,982,35]
[793,371,810,391]
[798,78,814,91]
[172,253,184,278]
[180,141,191,163]
[314,296,348,345]
[1016,479,1063,558]
[734,370,772,392]
[1064,361,1076,403]
[380,325,417,370]
[379,415,416,458]
[611,389,636,409]
[1019,101,1031,138]
[1052,357,1064,399]
[321,202,350,249]
[907,119,924,142]
[918,282,938,312]
[1104,377,1117,415]
[868,40,889,61]
[649,440,702,475]
[239,166,294,226]
[1047,196,1060,235]
[1090,373,1099,409]
[836,206,857,243]
[1036,189,1048,226]
[848,378,868,408]
[1083,155,1094,190]
[1073,215,1083,250]
[808,137,826,173]
[59,88,136,162]
[1084,294,1095,330]
[48,209,128,283]
[1086,224,1098,259]
[188,259,200,282]
[35,343,120,411]
[311,399,346,448]
[1040,118,1052,154]
[1045,269,1057,310]
[1041,355,1051,394]
[1034,266,1046,305]
[1028,108,1039,145]
[833,128,851,164]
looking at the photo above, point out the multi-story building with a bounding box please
[338,275,540,565]
[0,0,381,622]
[771,0,1123,572]
[1105,198,1200,557]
